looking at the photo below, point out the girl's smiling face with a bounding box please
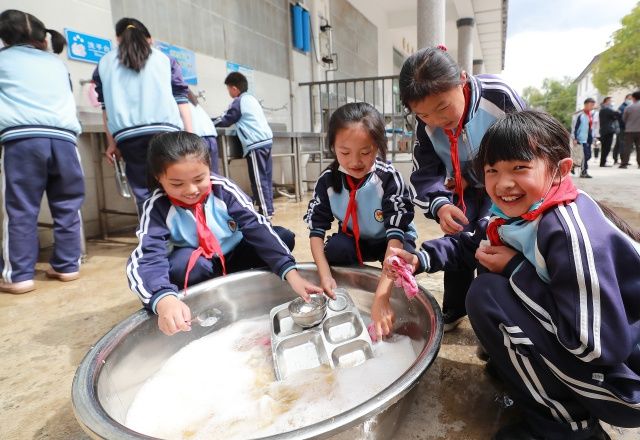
[158,155,211,204]
[334,123,378,179]
[409,74,467,130]
[483,158,554,217]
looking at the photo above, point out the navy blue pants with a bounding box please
[581,142,592,174]
[117,134,157,214]
[203,136,219,175]
[0,137,85,282]
[467,273,640,438]
[442,188,492,316]
[246,146,274,216]
[324,230,416,265]
[168,226,294,286]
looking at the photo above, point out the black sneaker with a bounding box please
[580,173,593,178]
[619,164,628,169]
[442,309,466,332]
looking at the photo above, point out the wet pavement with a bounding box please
[1,158,639,439]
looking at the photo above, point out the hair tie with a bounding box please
[126,24,136,29]
[436,44,447,52]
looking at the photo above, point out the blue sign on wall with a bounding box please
[155,41,198,85]
[64,29,112,64]
[226,61,255,93]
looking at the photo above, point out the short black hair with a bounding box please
[147,132,211,190]
[224,72,248,93]
[632,91,640,101]
[584,97,596,104]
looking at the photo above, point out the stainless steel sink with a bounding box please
[72,264,442,439]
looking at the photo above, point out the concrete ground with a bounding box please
[2,157,640,439]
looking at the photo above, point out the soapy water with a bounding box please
[126,317,418,439]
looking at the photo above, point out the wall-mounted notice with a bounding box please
[64,29,112,64]
[155,41,198,85]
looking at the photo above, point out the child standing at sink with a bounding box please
[304,102,417,334]
[0,10,85,294]
[128,131,322,336]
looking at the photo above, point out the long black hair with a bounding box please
[147,132,211,190]
[0,9,66,53]
[475,110,640,241]
[399,46,462,109]
[115,17,151,72]
[326,102,387,192]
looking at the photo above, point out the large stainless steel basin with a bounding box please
[72,265,442,439]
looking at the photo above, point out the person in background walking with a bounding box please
[573,97,596,178]
[597,96,620,167]
[613,93,632,165]
[620,91,640,169]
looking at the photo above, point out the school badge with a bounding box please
[227,219,237,232]
[374,209,384,222]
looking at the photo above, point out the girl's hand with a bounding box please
[475,245,518,274]
[155,295,192,336]
[105,142,121,165]
[437,204,469,235]
[285,269,328,301]
[383,247,419,279]
[371,294,395,340]
[319,275,337,299]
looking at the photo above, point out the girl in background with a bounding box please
[128,132,322,336]
[93,17,192,213]
[304,102,417,324]
[388,111,640,439]
[399,45,525,331]
[0,10,84,293]
[187,89,219,174]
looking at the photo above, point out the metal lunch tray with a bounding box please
[269,289,373,380]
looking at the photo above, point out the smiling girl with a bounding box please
[399,45,526,332]
[127,132,322,336]
[304,103,417,318]
[387,111,640,439]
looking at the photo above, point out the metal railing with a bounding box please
[298,75,415,165]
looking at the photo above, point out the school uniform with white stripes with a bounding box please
[416,191,640,438]
[0,44,85,283]
[92,47,189,212]
[213,92,274,216]
[410,74,526,325]
[127,174,295,312]
[304,158,417,265]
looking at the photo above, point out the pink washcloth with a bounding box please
[367,322,378,342]
[387,255,418,299]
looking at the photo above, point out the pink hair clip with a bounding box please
[436,44,447,52]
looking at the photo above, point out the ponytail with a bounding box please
[114,18,151,72]
[46,29,66,54]
[0,9,65,53]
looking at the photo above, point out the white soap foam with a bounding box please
[125,316,418,439]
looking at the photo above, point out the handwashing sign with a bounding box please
[155,41,198,85]
[64,29,112,64]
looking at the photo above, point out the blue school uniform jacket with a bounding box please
[416,191,640,404]
[0,45,81,144]
[92,47,188,142]
[304,158,417,242]
[411,74,526,221]
[213,92,273,156]
[574,112,594,144]
[127,175,296,312]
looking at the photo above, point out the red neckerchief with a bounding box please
[486,177,579,246]
[342,174,366,265]
[168,186,226,292]
[584,109,593,129]
[443,83,471,214]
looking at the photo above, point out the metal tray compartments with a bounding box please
[270,290,373,380]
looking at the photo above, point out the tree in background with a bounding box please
[593,4,640,94]
[522,77,577,130]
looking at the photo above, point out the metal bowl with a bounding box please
[72,265,443,439]
[288,293,327,328]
